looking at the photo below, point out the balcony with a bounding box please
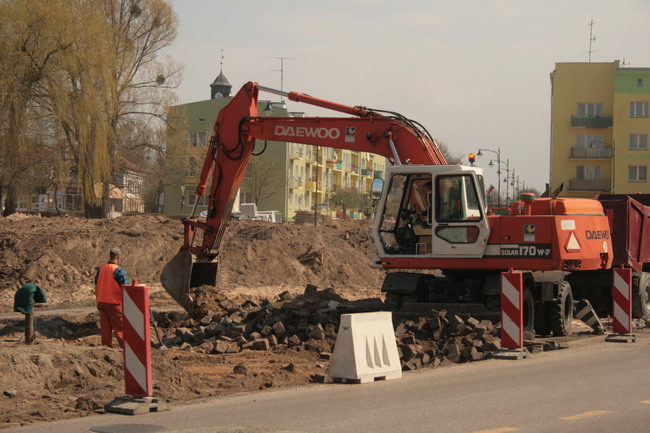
[570,116,613,129]
[570,146,613,159]
[289,178,304,189]
[569,178,611,192]
[305,180,316,190]
[361,168,373,176]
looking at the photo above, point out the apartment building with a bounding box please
[550,61,650,198]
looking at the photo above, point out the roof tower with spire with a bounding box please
[210,50,232,99]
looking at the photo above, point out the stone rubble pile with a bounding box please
[153,285,521,371]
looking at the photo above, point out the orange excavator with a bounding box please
[162,81,650,337]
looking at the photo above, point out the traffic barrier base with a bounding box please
[492,348,531,360]
[105,396,171,415]
[328,312,402,383]
[605,333,636,343]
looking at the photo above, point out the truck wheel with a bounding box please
[632,272,650,320]
[534,302,552,336]
[523,286,535,333]
[550,281,573,336]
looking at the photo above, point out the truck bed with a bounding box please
[596,194,650,272]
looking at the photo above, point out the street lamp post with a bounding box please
[500,159,511,205]
[477,148,501,207]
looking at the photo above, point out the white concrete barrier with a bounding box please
[328,312,402,383]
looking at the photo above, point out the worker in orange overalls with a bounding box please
[94,246,130,348]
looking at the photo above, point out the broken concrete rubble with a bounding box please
[154,285,527,374]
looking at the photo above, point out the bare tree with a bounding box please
[329,186,365,218]
[142,115,188,212]
[436,140,464,165]
[241,155,286,205]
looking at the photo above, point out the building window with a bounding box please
[630,101,648,118]
[188,157,199,176]
[628,166,647,182]
[577,103,603,118]
[190,132,208,147]
[629,134,648,150]
[576,165,601,180]
[637,78,644,87]
[576,134,604,148]
[188,194,208,206]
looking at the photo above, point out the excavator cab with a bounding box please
[373,165,490,258]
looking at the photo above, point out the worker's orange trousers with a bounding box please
[97,302,124,348]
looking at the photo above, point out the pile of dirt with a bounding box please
[0,214,385,312]
[0,214,181,309]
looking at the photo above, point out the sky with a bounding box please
[165,0,650,193]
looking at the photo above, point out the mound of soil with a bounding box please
[0,214,385,312]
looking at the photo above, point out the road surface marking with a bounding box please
[471,428,519,433]
[642,400,650,405]
[560,410,612,420]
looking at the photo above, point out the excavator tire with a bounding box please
[549,281,573,336]
[632,272,650,320]
[522,286,535,334]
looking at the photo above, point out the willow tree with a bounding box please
[47,0,179,218]
[0,0,74,215]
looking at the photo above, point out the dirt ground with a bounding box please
[0,213,387,429]
[0,213,645,430]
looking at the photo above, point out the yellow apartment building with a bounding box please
[550,61,650,198]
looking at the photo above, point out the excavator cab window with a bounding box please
[434,174,483,244]
[436,175,482,222]
[379,174,432,255]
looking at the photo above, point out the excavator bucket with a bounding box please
[161,250,219,317]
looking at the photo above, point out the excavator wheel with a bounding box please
[522,286,535,334]
[632,272,650,321]
[549,281,573,336]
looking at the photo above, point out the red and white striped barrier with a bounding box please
[500,270,523,350]
[122,280,152,398]
[612,268,632,335]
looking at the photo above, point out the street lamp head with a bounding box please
[477,150,483,156]
[488,160,494,166]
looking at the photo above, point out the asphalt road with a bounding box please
[6,331,650,433]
